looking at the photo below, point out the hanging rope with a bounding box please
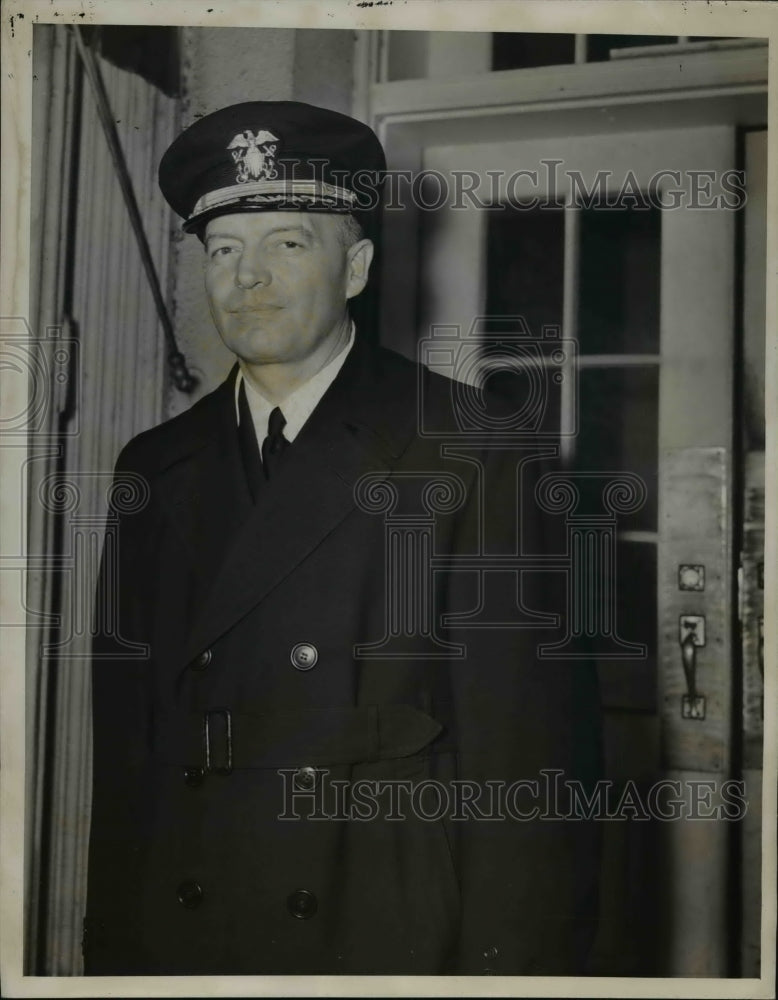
[71,25,197,394]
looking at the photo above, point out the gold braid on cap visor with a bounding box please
[189,179,358,222]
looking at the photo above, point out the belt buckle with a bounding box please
[203,708,233,775]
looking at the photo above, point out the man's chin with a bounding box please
[232,344,297,368]
[221,329,290,364]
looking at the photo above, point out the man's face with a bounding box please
[203,211,372,367]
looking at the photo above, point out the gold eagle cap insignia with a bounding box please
[227,129,280,183]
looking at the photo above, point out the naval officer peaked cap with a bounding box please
[158,100,387,236]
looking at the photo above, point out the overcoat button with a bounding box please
[191,649,212,671]
[177,880,203,909]
[483,943,498,972]
[184,766,205,788]
[293,766,318,790]
[290,643,318,671]
[287,888,317,919]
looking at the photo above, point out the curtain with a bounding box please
[26,24,178,975]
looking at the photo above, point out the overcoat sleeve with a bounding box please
[446,445,602,975]
[84,441,157,973]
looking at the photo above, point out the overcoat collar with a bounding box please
[155,334,420,667]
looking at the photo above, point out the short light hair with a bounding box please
[336,213,365,249]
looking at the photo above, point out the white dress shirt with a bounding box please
[234,322,356,455]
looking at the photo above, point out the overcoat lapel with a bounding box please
[171,337,418,669]
[155,373,254,600]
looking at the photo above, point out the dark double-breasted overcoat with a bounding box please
[85,334,601,976]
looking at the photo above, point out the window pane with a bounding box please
[578,205,661,354]
[483,206,566,436]
[598,541,657,711]
[574,367,658,532]
[485,204,565,336]
[492,32,576,70]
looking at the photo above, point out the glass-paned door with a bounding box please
[415,125,737,974]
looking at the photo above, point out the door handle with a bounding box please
[681,633,697,699]
[679,615,706,720]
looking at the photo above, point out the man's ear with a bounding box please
[345,239,375,300]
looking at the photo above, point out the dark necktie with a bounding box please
[261,406,289,481]
[237,380,262,502]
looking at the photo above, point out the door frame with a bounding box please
[358,35,768,977]
[359,38,766,360]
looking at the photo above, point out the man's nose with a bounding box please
[236,246,271,289]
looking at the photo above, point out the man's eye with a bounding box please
[210,245,237,258]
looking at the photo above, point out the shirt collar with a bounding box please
[234,321,356,445]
